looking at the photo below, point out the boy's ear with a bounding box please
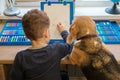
[43,28,49,38]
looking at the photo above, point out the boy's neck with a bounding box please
[30,38,48,49]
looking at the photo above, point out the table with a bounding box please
[0,20,120,80]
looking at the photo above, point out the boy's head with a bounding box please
[22,9,50,40]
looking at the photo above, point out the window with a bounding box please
[75,0,113,7]
[14,0,114,7]
[14,0,45,7]
[15,0,44,1]
[80,0,108,1]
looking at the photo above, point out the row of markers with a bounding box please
[96,26,113,31]
[101,36,120,40]
[2,30,24,35]
[98,30,116,36]
[96,21,111,27]
[0,36,30,42]
[6,22,20,27]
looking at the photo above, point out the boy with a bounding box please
[10,9,72,80]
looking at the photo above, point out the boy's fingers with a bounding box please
[57,23,62,29]
[58,22,62,25]
[57,24,60,27]
[57,23,60,26]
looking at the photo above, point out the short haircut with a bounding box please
[22,9,50,40]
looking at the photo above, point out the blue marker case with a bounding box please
[0,20,31,45]
[96,21,120,44]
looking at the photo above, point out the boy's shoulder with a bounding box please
[49,42,67,47]
[16,42,68,55]
[16,49,29,57]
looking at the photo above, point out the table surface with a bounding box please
[0,20,120,64]
[0,46,29,64]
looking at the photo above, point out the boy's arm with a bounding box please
[60,30,68,42]
[10,53,24,80]
[57,22,68,42]
[57,23,73,64]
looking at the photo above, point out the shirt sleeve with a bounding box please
[60,30,68,43]
[58,30,73,59]
[58,43,73,59]
[10,52,24,80]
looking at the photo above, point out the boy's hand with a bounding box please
[57,22,65,33]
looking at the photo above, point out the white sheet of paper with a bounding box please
[44,4,70,39]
